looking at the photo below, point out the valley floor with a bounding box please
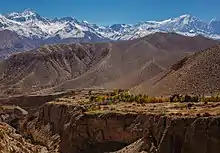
[1,89,220,153]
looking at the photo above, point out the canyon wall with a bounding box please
[19,103,220,153]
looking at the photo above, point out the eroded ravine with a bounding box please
[17,101,220,153]
[2,90,220,153]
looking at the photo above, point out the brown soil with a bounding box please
[0,122,52,153]
[16,89,220,153]
[0,33,217,96]
[132,44,220,96]
[1,89,220,153]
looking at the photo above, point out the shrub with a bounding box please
[88,90,92,95]
[196,113,201,117]
[95,96,106,102]
[202,96,220,102]
[88,89,169,104]
[89,96,96,102]
[203,112,211,117]
[170,94,181,102]
[187,103,193,109]
[170,94,199,103]
[183,95,191,102]
[191,96,199,102]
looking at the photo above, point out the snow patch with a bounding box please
[0,10,220,41]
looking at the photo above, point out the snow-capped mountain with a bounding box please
[0,9,105,41]
[109,14,220,40]
[1,9,220,41]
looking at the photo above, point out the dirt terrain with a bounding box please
[1,33,220,153]
[132,44,220,96]
[1,89,220,153]
[0,122,52,153]
[0,33,217,96]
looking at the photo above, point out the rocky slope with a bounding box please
[0,104,59,153]
[132,44,220,96]
[53,33,218,92]
[0,33,217,96]
[0,122,53,153]
[0,42,110,95]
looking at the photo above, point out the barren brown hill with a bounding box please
[132,44,220,96]
[0,29,109,59]
[0,33,218,95]
[0,43,110,95]
[54,33,218,91]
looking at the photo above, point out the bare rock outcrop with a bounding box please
[20,103,141,153]
[18,102,220,153]
[0,122,49,153]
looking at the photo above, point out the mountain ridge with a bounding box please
[1,9,220,58]
[0,33,217,96]
[1,9,220,41]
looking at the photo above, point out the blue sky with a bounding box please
[1,0,219,25]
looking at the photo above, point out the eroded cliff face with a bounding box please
[0,122,50,153]
[17,102,220,153]
[20,103,142,153]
